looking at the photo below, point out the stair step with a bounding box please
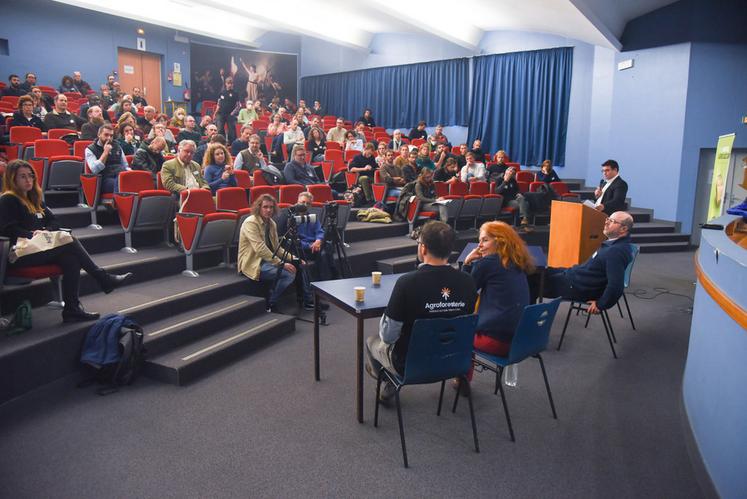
[377,251,460,274]
[343,221,409,243]
[143,296,267,356]
[72,224,165,254]
[143,314,295,385]
[43,190,82,209]
[631,233,691,244]
[51,205,119,229]
[631,222,676,234]
[638,241,692,253]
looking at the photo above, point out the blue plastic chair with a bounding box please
[373,314,479,468]
[583,244,640,331]
[467,298,561,442]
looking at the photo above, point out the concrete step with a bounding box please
[631,232,691,244]
[343,221,409,243]
[51,205,119,229]
[71,224,166,254]
[638,241,691,253]
[143,296,268,356]
[43,190,82,209]
[143,314,295,385]
[631,222,677,234]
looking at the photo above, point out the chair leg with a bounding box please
[394,388,408,468]
[437,380,445,416]
[494,371,500,395]
[452,378,461,413]
[617,300,624,318]
[536,354,557,419]
[374,370,383,427]
[604,310,617,343]
[623,293,636,330]
[557,302,574,351]
[584,309,591,328]
[463,375,480,453]
[496,366,515,442]
[600,311,618,359]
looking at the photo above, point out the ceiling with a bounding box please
[51,0,680,52]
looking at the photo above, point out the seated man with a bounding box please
[533,212,634,315]
[194,124,219,165]
[160,140,209,196]
[434,157,460,184]
[433,143,454,170]
[43,94,85,131]
[84,124,130,194]
[379,149,405,198]
[494,166,536,232]
[237,193,314,312]
[234,133,269,173]
[230,123,255,157]
[72,71,92,95]
[2,74,25,97]
[136,105,157,136]
[78,94,102,120]
[348,142,378,206]
[486,149,509,183]
[366,221,478,403]
[460,151,486,182]
[19,72,37,94]
[284,146,321,186]
[132,136,166,175]
[325,117,347,144]
[283,119,305,157]
[80,105,105,140]
[176,115,202,144]
[428,124,451,149]
[295,192,337,281]
[594,159,629,215]
[131,86,148,108]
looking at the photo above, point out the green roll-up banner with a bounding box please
[707,133,736,221]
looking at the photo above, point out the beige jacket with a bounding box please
[161,157,208,194]
[237,214,291,280]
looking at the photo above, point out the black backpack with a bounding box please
[79,314,146,395]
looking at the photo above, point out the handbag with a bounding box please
[9,230,74,263]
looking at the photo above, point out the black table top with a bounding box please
[312,273,404,317]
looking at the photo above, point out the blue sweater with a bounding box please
[204,164,237,194]
[463,254,529,342]
[565,234,633,309]
[536,170,560,183]
[298,220,325,250]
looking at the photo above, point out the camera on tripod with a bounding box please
[288,204,317,226]
[322,201,338,229]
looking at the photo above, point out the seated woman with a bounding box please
[306,127,326,163]
[416,143,435,171]
[58,75,78,94]
[0,160,132,322]
[169,107,187,128]
[9,95,46,130]
[461,221,533,381]
[414,168,448,222]
[202,143,236,194]
[115,98,135,120]
[359,108,375,127]
[344,131,363,152]
[116,123,141,156]
[266,113,287,137]
[536,159,561,183]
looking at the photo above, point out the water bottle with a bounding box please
[503,364,518,387]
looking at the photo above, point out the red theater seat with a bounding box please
[177,189,237,277]
[114,170,172,253]
[216,187,252,245]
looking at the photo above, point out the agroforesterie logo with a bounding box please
[424,287,466,311]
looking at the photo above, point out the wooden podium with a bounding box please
[547,201,607,267]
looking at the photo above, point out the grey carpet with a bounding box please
[0,250,706,498]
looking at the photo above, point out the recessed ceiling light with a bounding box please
[137,28,145,35]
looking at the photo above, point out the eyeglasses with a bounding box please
[605,218,622,225]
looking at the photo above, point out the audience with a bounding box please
[19,73,37,94]
[365,221,477,403]
[84,124,130,194]
[230,124,255,157]
[310,100,324,116]
[536,159,561,183]
[131,87,147,108]
[78,94,102,121]
[3,74,25,97]
[379,149,405,198]
[169,108,187,128]
[434,157,460,184]
[234,134,268,172]
[348,142,378,205]
[388,129,405,150]
[494,166,534,232]
[43,94,85,131]
[283,147,321,186]
[132,136,166,175]
[203,143,237,194]
[326,118,347,143]
[0,160,132,322]
[415,168,448,222]
[267,113,287,137]
[29,87,50,117]
[306,127,326,163]
[408,121,427,141]
[176,115,202,144]
[58,75,78,94]
[428,124,450,149]
[416,143,435,171]
[9,95,45,130]
[295,191,337,281]
[161,140,208,195]
[72,71,92,95]
[460,151,486,182]
[344,130,363,152]
[137,106,157,136]
[283,119,305,156]
[359,108,375,127]
[486,149,509,183]
[237,99,258,125]
[80,105,106,140]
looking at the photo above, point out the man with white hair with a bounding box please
[160,140,209,195]
[534,211,635,314]
[72,71,92,95]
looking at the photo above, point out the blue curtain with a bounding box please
[300,58,469,129]
[468,47,573,166]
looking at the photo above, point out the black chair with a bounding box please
[558,299,618,358]
[459,298,561,442]
[373,314,479,468]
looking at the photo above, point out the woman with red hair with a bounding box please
[462,221,534,359]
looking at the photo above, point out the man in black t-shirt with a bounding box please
[215,76,239,142]
[366,221,477,404]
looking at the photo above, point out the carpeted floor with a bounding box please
[0,250,708,498]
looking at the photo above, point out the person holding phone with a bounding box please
[84,124,130,194]
[203,143,236,194]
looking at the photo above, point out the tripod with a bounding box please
[323,204,352,278]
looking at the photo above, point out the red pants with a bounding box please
[468,333,510,381]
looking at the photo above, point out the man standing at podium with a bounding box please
[594,160,629,215]
[534,211,634,315]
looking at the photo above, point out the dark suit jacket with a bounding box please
[599,176,628,215]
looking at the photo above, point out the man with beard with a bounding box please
[80,105,106,140]
[2,74,26,97]
[84,124,130,194]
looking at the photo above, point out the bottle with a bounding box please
[503,364,518,387]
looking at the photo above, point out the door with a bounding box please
[118,48,162,112]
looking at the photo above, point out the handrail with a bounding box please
[694,250,747,330]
